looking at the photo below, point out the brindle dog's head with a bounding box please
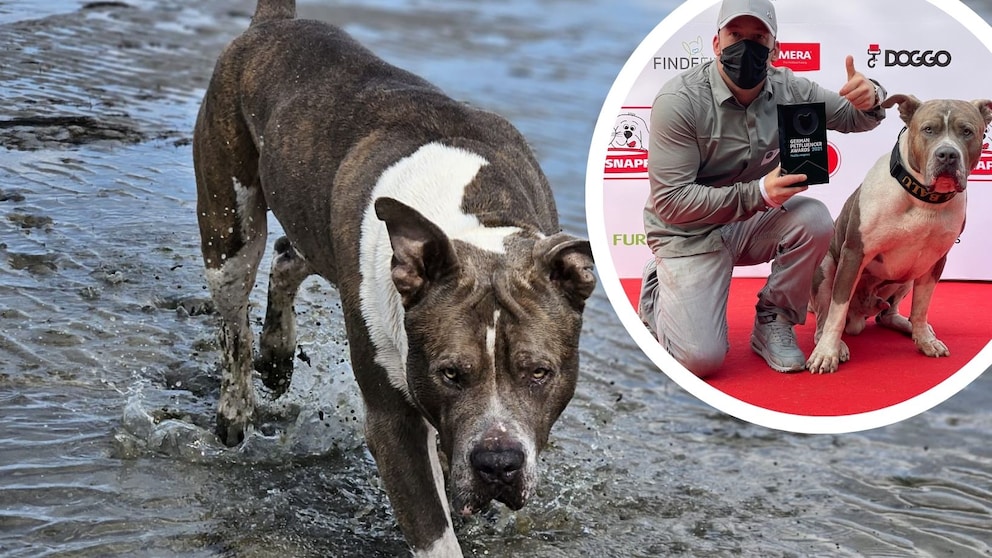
[375,197,595,515]
[882,94,992,193]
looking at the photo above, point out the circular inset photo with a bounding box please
[586,0,992,434]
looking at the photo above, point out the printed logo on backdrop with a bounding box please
[773,43,821,72]
[827,141,841,177]
[605,110,650,178]
[652,35,715,71]
[611,232,647,247]
[867,44,953,68]
[604,110,842,179]
[971,124,992,182]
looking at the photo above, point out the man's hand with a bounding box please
[764,166,807,207]
[838,55,877,111]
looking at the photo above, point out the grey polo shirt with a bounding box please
[643,61,886,258]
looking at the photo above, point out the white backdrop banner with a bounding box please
[593,0,992,281]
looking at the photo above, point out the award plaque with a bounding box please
[777,102,829,185]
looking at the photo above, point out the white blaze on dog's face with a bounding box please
[376,205,594,514]
[363,142,594,516]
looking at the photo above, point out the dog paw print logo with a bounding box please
[606,112,649,175]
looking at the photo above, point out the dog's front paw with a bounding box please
[915,337,950,358]
[806,344,841,374]
[911,323,950,358]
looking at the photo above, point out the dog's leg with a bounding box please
[255,236,313,395]
[810,252,850,362]
[810,255,835,344]
[201,193,267,446]
[193,99,268,446]
[844,275,888,336]
[875,282,913,335]
[906,260,950,357]
[807,247,866,373]
[364,402,461,557]
[843,278,870,336]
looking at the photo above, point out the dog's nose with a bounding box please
[470,445,525,486]
[935,147,959,166]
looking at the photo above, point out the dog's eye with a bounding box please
[922,125,934,135]
[438,366,461,385]
[531,367,553,383]
[962,128,974,138]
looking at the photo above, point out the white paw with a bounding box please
[916,337,950,358]
[838,340,850,363]
[806,344,841,374]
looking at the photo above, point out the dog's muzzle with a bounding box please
[929,144,968,192]
[471,443,525,487]
[453,427,534,515]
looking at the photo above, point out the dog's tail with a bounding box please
[251,0,295,26]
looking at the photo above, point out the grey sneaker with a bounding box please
[750,314,805,372]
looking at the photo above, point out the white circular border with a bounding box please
[585,0,992,434]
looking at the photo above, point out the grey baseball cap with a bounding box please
[717,0,777,36]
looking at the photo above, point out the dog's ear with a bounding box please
[881,94,922,126]
[375,197,459,308]
[971,99,992,127]
[533,233,596,309]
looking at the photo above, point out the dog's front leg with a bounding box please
[364,404,462,557]
[907,259,950,358]
[810,255,836,344]
[807,247,866,373]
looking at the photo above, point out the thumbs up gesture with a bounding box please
[838,55,879,111]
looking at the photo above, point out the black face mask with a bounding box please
[720,39,770,90]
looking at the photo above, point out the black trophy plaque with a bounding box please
[777,102,829,186]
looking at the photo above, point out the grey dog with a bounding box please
[191,0,596,555]
[807,95,992,373]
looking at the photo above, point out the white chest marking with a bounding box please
[358,143,523,398]
[857,142,967,282]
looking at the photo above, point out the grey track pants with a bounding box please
[638,196,833,376]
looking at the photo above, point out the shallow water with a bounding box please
[1,0,991,557]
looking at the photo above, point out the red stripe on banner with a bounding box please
[618,277,991,417]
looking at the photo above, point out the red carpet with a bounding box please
[619,278,991,416]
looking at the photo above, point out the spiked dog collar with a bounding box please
[889,128,958,204]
